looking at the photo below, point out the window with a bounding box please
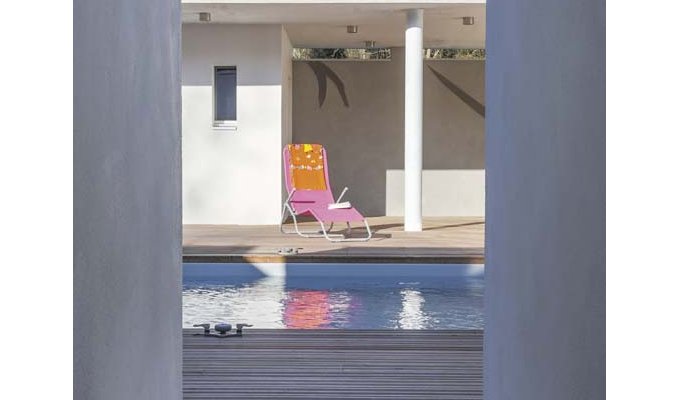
[423,49,486,60]
[293,48,391,61]
[213,66,236,127]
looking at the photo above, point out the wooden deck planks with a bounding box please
[183,329,483,399]
[183,216,485,264]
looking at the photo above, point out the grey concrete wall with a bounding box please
[281,28,294,147]
[74,0,182,398]
[484,0,605,399]
[293,49,485,217]
[281,28,294,201]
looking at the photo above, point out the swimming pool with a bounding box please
[183,263,484,330]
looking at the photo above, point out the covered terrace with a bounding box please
[181,1,486,261]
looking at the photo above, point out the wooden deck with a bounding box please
[183,329,483,399]
[183,216,484,264]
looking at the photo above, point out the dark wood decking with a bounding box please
[183,329,483,399]
[183,216,485,264]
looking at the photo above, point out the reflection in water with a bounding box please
[328,291,357,328]
[397,289,429,329]
[183,277,285,328]
[284,290,330,328]
[183,275,485,329]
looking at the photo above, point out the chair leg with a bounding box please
[279,204,299,234]
[321,220,372,242]
[280,204,311,236]
[280,204,290,233]
[281,204,342,238]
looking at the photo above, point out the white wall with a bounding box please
[74,0,182,398]
[484,0,605,398]
[386,169,485,216]
[293,49,485,217]
[182,24,290,224]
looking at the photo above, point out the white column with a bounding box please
[404,9,423,232]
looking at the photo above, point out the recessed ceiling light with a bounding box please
[347,25,359,34]
[199,12,211,22]
[462,17,474,26]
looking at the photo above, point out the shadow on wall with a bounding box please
[306,62,350,108]
[427,65,485,118]
[292,52,485,216]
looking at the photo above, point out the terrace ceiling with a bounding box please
[181,2,486,48]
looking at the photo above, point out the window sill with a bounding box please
[213,121,237,131]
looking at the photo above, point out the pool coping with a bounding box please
[183,254,485,264]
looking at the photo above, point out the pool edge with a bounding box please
[183,254,485,265]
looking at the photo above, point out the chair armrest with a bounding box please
[336,187,348,203]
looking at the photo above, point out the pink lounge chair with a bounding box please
[281,144,372,241]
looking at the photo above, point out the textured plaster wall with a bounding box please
[484,0,606,399]
[281,28,294,200]
[281,28,294,147]
[182,24,287,224]
[74,0,182,398]
[293,49,485,216]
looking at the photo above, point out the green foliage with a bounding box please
[293,48,391,60]
[424,49,486,60]
[293,48,485,61]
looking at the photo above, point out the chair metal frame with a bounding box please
[280,188,373,242]
[281,145,373,242]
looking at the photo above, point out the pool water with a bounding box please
[183,263,484,330]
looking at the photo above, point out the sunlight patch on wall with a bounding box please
[386,169,485,217]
